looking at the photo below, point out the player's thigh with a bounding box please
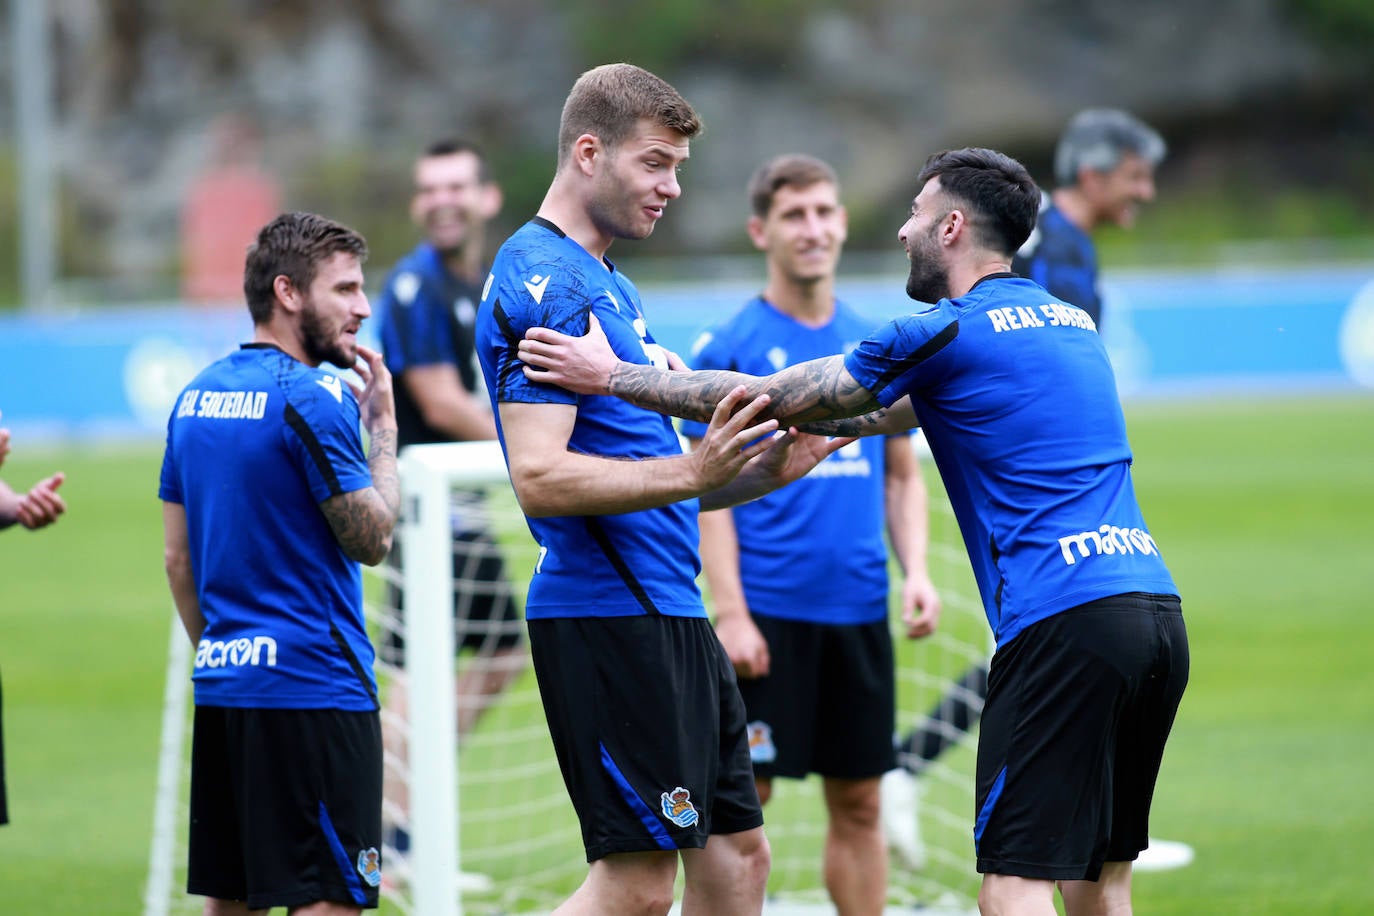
[230,708,383,910]
[1108,594,1189,859]
[813,616,895,779]
[736,615,824,780]
[452,532,524,654]
[529,615,761,860]
[975,598,1161,881]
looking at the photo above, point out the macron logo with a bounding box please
[316,375,343,403]
[524,274,551,304]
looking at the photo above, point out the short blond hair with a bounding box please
[557,63,702,163]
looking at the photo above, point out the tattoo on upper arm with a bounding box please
[321,489,393,565]
[319,429,399,565]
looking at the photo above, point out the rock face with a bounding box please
[0,0,1368,291]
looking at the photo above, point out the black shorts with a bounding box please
[382,530,524,665]
[188,706,384,909]
[529,615,763,862]
[974,592,1189,881]
[739,615,895,781]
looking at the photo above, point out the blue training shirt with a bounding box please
[1011,198,1103,326]
[844,275,1176,648]
[475,217,705,620]
[158,344,379,710]
[680,297,891,624]
[374,242,487,448]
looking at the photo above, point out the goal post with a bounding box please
[147,437,985,915]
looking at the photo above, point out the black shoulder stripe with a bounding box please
[329,621,380,708]
[490,297,530,394]
[869,319,959,395]
[284,403,343,497]
[584,517,661,615]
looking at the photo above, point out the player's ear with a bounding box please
[480,182,503,221]
[572,134,601,177]
[273,274,302,314]
[746,215,768,251]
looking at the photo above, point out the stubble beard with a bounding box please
[905,232,950,304]
[300,298,354,369]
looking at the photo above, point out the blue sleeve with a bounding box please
[377,270,457,374]
[488,263,589,407]
[284,379,372,502]
[158,416,181,503]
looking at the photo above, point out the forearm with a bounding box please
[167,563,206,645]
[885,447,932,580]
[511,448,708,517]
[607,356,878,427]
[698,508,749,620]
[367,425,401,531]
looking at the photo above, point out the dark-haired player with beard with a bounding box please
[161,211,398,915]
[518,147,1190,916]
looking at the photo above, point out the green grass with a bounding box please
[1,393,1372,914]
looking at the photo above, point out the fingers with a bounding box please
[18,473,66,528]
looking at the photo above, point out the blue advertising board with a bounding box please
[1,264,1371,445]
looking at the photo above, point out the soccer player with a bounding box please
[474,63,850,916]
[1012,108,1166,330]
[373,138,525,870]
[681,153,941,911]
[890,107,1173,864]
[519,147,1190,916]
[160,212,399,915]
[0,410,67,830]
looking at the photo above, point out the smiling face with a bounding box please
[296,251,370,368]
[898,178,953,304]
[1082,151,1157,229]
[410,150,498,257]
[585,119,690,242]
[750,180,848,287]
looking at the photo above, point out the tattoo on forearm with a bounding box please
[367,428,401,519]
[608,356,880,426]
[798,410,893,436]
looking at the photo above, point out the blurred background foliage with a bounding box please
[0,0,1372,308]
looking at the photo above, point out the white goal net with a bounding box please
[146,438,985,916]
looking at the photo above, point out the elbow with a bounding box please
[164,546,191,584]
[352,530,394,567]
[507,463,564,518]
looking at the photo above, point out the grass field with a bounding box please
[1,392,1371,915]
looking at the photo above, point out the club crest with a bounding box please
[660,786,700,828]
[356,847,382,887]
[747,720,776,764]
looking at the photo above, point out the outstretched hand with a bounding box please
[519,313,622,395]
[688,386,785,493]
[745,427,855,489]
[16,471,66,530]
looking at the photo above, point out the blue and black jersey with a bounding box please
[844,275,1176,647]
[680,297,893,625]
[374,242,486,448]
[476,217,704,620]
[1012,198,1103,327]
[159,344,378,710]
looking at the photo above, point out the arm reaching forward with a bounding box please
[519,313,893,429]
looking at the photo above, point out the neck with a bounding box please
[538,178,614,263]
[439,240,484,284]
[253,320,312,366]
[762,273,836,327]
[948,256,1013,298]
[1051,187,1098,234]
